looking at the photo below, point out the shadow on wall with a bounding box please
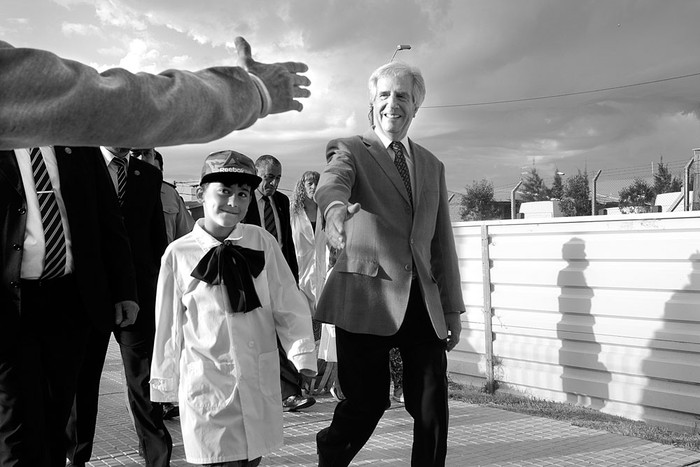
[556,237,611,410]
[640,252,700,429]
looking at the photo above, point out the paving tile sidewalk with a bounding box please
[85,338,700,467]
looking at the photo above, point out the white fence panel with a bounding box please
[448,211,700,432]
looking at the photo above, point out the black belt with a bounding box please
[20,273,74,289]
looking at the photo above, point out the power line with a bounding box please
[422,71,700,109]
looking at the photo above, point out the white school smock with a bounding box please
[150,220,316,464]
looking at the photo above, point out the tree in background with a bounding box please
[550,168,564,200]
[460,179,500,221]
[559,170,591,216]
[519,167,550,202]
[653,157,682,194]
[619,177,655,214]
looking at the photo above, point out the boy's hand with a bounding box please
[300,369,317,378]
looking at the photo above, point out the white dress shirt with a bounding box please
[15,146,74,279]
[100,146,130,194]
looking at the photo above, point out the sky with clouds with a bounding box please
[4,0,700,196]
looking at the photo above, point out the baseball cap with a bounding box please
[200,150,262,188]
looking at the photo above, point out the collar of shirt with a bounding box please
[193,218,245,253]
[100,146,130,169]
[373,127,411,161]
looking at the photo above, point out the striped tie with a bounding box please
[391,141,413,211]
[112,156,127,206]
[30,147,67,280]
[262,196,278,241]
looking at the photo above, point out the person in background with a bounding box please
[290,170,320,314]
[314,61,464,467]
[0,37,310,150]
[133,148,195,244]
[132,147,195,421]
[150,150,316,466]
[66,147,171,467]
[0,146,137,466]
[244,155,315,413]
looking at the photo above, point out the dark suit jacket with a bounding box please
[244,190,299,281]
[115,155,167,333]
[315,130,464,338]
[0,147,137,334]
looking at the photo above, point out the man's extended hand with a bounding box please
[235,36,311,114]
[445,313,462,352]
[325,203,361,250]
[114,300,139,328]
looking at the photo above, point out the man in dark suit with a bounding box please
[66,147,171,467]
[243,154,314,412]
[314,62,464,467]
[0,146,138,467]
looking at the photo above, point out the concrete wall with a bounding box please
[448,211,700,432]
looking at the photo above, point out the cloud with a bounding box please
[61,22,101,36]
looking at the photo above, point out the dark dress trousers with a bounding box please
[66,155,172,467]
[0,147,137,467]
[243,190,304,399]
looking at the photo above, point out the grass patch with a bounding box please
[448,380,700,452]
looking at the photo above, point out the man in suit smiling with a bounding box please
[314,62,464,467]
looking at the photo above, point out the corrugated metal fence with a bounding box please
[447,211,700,432]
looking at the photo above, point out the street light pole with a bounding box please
[390,44,412,61]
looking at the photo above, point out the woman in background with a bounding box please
[290,171,320,315]
[290,171,344,400]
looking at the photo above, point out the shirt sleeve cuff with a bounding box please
[248,73,271,118]
[150,378,178,402]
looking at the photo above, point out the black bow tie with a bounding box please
[191,241,265,313]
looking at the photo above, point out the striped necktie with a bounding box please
[262,195,278,241]
[30,147,67,280]
[112,156,127,206]
[391,141,413,211]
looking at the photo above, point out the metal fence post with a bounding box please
[591,170,602,216]
[481,224,495,393]
[684,156,694,211]
[692,149,700,210]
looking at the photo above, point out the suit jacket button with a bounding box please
[12,243,21,251]
[18,207,27,215]
[404,264,411,271]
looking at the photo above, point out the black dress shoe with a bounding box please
[283,394,316,412]
[162,402,180,420]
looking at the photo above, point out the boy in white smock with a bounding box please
[150,150,317,467]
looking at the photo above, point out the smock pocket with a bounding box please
[258,351,280,397]
[184,360,236,414]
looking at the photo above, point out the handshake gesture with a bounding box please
[234,36,311,114]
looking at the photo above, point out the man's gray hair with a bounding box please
[368,61,426,109]
[255,154,281,169]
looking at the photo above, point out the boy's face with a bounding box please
[197,181,251,240]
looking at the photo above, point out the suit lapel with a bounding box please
[124,156,142,208]
[361,130,412,207]
[245,194,262,226]
[408,139,426,211]
[0,150,23,198]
